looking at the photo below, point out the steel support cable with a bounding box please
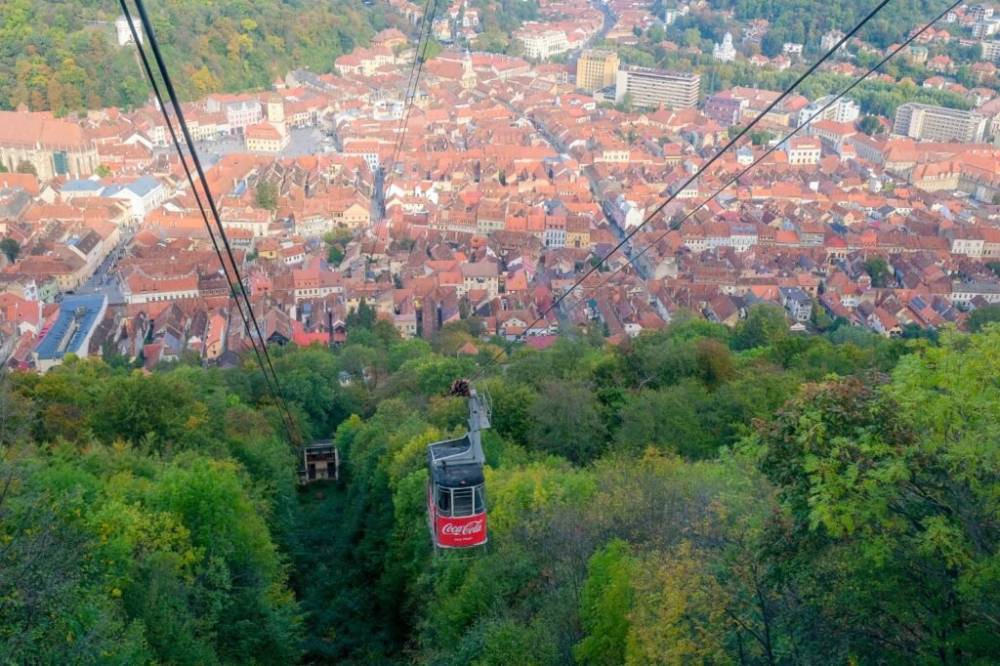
[370,0,440,264]
[129,0,293,410]
[573,0,965,303]
[471,0,896,380]
[122,0,304,446]
[386,0,437,187]
[120,0,300,445]
[117,1,276,399]
[383,0,439,201]
[363,0,438,283]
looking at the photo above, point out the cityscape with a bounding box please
[2,0,1000,371]
[2,1,1000,664]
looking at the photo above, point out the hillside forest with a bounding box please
[0,0,384,115]
[2,305,999,664]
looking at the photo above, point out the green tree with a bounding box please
[346,298,377,330]
[749,332,1000,663]
[0,238,20,263]
[858,114,883,135]
[254,181,278,211]
[626,542,730,664]
[528,380,607,463]
[749,129,773,146]
[422,38,443,61]
[575,539,634,665]
[732,304,788,350]
[864,255,891,287]
[968,304,1000,332]
[14,161,36,175]
[617,381,715,458]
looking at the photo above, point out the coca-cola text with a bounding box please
[441,519,484,536]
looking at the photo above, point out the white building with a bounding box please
[797,95,860,126]
[735,145,754,166]
[972,18,1000,39]
[783,42,804,57]
[517,28,570,60]
[123,273,200,305]
[821,29,846,52]
[614,67,700,109]
[780,287,813,322]
[115,16,143,46]
[104,175,166,222]
[33,294,108,372]
[206,95,263,133]
[982,40,1000,64]
[611,195,645,229]
[785,137,822,165]
[952,280,1000,305]
[713,32,737,62]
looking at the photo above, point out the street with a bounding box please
[74,228,135,305]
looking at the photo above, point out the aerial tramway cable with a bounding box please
[120,0,304,447]
[368,0,440,269]
[117,0,275,401]
[385,0,439,195]
[470,0,923,379]
[576,0,965,300]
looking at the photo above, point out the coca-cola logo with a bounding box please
[441,519,484,536]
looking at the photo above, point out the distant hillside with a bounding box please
[0,0,385,115]
[712,0,957,52]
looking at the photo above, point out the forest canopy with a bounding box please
[2,309,998,663]
[0,0,382,114]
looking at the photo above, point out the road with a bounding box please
[593,0,617,45]
[74,228,135,305]
[566,0,618,66]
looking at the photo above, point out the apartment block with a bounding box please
[614,66,700,109]
[576,49,619,92]
[893,103,987,143]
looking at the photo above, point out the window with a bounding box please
[436,486,451,515]
[452,487,474,517]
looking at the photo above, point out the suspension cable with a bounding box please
[471,0,897,379]
[577,0,964,302]
[369,0,440,269]
[383,0,439,205]
[121,0,304,446]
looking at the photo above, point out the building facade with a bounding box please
[614,67,700,109]
[517,29,570,60]
[893,103,987,143]
[797,95,860,126]
[713,32,737,62]
[576,49,620,92]
[0,112,99,181]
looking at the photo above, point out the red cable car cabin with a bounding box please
[428,435,487,548]
[426,382,490,549]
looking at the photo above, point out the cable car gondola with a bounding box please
[426,380,489,549]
